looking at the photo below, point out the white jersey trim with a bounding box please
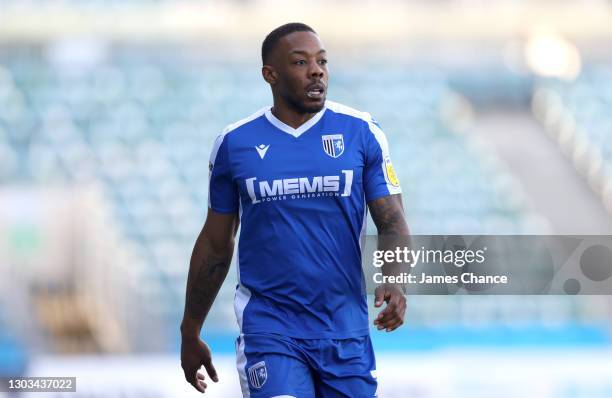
[264,106,326,138]
[223,106,269,135]
[236,334,250,398]
[368,120,402,195]
[325,100,373,122]
[209,106,269,166]
[234,284,252,331]
[327,100,402,195]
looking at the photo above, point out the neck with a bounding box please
[271,98,321,129]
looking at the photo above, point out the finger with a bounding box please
[378,296,406,329]
[376,307,402,329]
[190,378,205,393]
[379,308,403,326]
[203,358,219,383]
[192,369,206,392]
[378,314,401,330]
[373,308,388,326]
[374,287,386,307]
[384,317,404,332]
[385,302,407,328]
[377,315,399,329]
[373,291,405,326]
[374,305,395,326]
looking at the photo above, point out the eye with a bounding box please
[318,59,328,65]
[294,60,306,65]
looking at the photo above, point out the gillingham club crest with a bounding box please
[247,361,267,389]
[322,134,344,158]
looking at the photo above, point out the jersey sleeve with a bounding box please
[208,133,239,213]
[363,116,402,202]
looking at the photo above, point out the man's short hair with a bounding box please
[261,23,317,65]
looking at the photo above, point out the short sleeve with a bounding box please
[363,117,402,202]
[208,133,239,213]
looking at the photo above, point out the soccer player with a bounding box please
[180,23,410,397]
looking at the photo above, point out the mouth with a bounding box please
[306,83,326,100]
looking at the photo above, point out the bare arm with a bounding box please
[368,194,410,332]
[180,208,239,393]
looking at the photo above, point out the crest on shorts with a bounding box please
[247,361,267,389]
[322,134,344,158]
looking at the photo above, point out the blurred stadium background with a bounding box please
[1,0,612,397]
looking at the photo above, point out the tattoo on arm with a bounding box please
[368,194,409,236]
[185,252,232,320]
[369,194,411,292]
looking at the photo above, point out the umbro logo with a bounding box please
[255,144,270,159]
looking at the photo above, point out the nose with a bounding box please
[309,61,325,79]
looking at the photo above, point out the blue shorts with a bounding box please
[235,333,378,398]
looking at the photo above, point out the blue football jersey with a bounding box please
[208,100,401,339]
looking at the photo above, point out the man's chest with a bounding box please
[230,129,365,205]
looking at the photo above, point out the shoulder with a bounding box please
[210,106,268,160]
[325,101,386,144]
[324,100,375,124]
[220,106,269,139]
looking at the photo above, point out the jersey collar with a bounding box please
[264,105,327,138]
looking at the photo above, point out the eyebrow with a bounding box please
[289,49,327,56]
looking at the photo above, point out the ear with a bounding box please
[262,65,277,85]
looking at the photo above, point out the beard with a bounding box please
[284,92,325,114]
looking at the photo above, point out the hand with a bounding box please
[373,284,406,332]
[181,336,219,393]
